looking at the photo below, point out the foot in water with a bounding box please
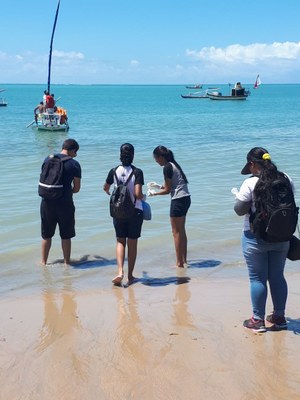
[126,276,139,286]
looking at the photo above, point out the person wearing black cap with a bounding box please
[234,147,293,333]
[103,143,144,285]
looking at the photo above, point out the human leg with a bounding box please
[41,238,52,265]
[126,209,143,281]
[242,231,268,320]
[61,239,71,265]
[113,237,126,284]
[57,202,75,265]
[171,216,187,268]
[268,243,289,317]
[127,238,138,281]
[40,200,56,265]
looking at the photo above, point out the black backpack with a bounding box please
[38,155,71,200]
[250,174,299,242]
[110,169,135,219]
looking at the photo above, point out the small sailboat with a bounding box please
[253,74,261,89]
[28,0,69,131]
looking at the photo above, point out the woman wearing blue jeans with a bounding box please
[234,147,292,333]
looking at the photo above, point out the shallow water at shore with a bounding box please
[1,84,300,294]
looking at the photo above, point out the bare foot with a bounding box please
[112,275,124,285]
[127,276,139,285]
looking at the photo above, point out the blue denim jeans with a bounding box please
[242,231,289,320]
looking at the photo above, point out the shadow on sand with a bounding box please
[188,259,221,269]
[138,271,190,287]
[70,255,117,269]
[286,317,300,335]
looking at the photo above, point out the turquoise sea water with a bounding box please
[1,84,300,295]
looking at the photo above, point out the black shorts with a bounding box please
[41,200,75,239]
[170,196,191,217]
[113,208,143,239]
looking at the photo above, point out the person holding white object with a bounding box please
[152,146,191,268]
[147,182,162,189]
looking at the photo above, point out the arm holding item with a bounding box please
[231,187,251,216]
[152,177,171,196]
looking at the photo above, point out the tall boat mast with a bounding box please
[47,0,61,93]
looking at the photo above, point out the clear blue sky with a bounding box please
[1,0,300,84]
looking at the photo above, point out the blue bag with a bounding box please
[142,200,152,221]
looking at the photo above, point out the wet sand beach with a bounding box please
[1,264,300,400]
[2,84,300,399]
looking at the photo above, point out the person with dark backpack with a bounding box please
[39,139,81,265]
[234,147,297,333]
[103,143,144,285]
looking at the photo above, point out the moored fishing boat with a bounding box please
[185,84,203,89]
[207,92,248,100]
[0,98,7,107]
[181,90,209,99]
[207,83,250,100]
[35,107,69,131]
[0,89,8,106]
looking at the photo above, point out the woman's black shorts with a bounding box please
[170,196,191,217]
[113,208,143,239]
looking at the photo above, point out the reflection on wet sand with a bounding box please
[113,286,149,364]
[172,278,196,330]
[36,269,88,385]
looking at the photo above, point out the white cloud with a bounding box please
[52,50,84,60]
[2,42,300,84]
[186,41,300,64]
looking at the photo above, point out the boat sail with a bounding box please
[253,74,261,89]
[28,0,69,131]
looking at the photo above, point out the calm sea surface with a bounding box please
[1,84,300,295]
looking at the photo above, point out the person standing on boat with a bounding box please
[40,139,81,266]
[103,143,144,285]
[45,92,55,113]
[43,90,47,105]
[34,101,45,123]
[152,146,191,268]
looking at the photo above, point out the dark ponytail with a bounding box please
[120,143,134,166]
[249,147,282,205]
[153,145,188,183]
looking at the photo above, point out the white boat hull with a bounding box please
[35,124,69,132]
[32,111,69,132]
[207,93,247,100]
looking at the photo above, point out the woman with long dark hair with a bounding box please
[234,147,294,332]
[104,143,144,285]
[152,146,191,268]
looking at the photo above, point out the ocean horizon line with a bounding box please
[1,82,300,87]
